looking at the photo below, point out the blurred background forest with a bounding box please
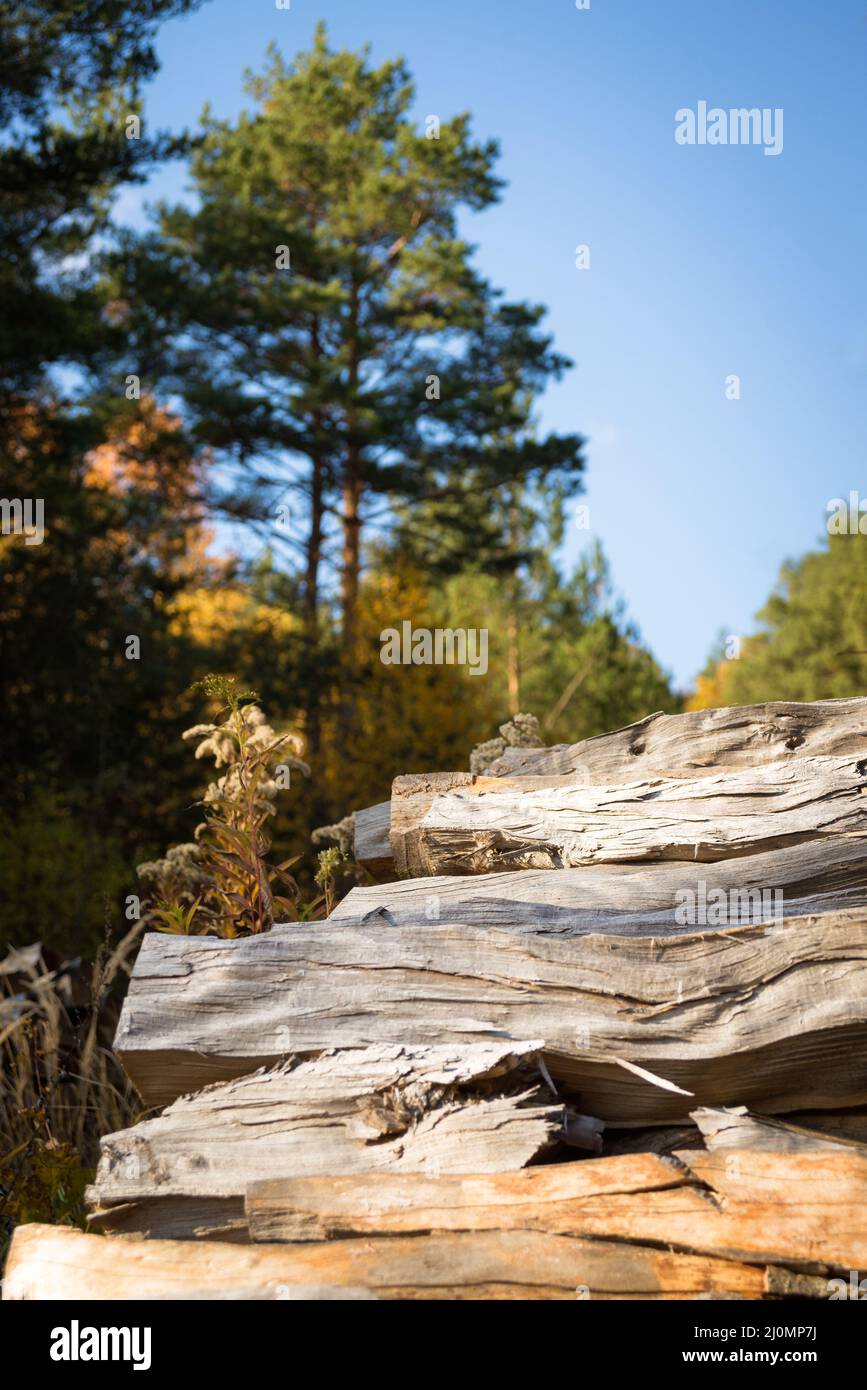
[2,1,866,959]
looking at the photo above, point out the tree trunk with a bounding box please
[339,280,362,738]
[506,494,521,715]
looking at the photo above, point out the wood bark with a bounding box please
[87,1042,570,1238]
[390,756,867,877]
[114,909,867,1120]
[4,1221,827,1301]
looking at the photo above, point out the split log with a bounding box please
[330,833,867,933]
[692,1105,867,1154]
[390,756,867,877]
[353,801,393,879]
[390,773,475,877]
[115,909,867,1120]
[681,1146,867,1210]
[3,1222,826,1301]
[603,1107,867,1157]
[154,1286,381,1300]
[86,1196,249,1243]
[486,698,867,779]
[781,1108,867,1145]
[358,700,867,875]
[87,1042,574,1238]
[245,1147,867,1278]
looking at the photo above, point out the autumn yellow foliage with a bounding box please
[168,586,298,648]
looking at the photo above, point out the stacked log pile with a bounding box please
[8,698,867,1301]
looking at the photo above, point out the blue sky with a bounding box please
[125,0,867,689]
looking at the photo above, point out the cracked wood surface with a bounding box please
[361,700,867,874]
[3,1221,827,1300]
[244,1146,867,1277]
[86,1041,566,1238]
[329,833,867,932]
[114,909,867,1120]
[691,1105,867,1154]
[486,699,867,779]
[391,756,867,877]
[354,801,393,878]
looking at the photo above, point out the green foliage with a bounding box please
[0,0,204,394]
[0,792,130,955]
[0,401,213,945]
[704,534,867,705]
[146,897,203,935]
[429,540,679,745]
[189,673,259,711]
[314,846,352,916]
[108,21,504,551]
[1,1138,90,1238]
[393,300,585,579]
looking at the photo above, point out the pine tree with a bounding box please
[0,0,202,396]
[106,23,505,739]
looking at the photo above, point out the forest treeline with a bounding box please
[1,5,862,953]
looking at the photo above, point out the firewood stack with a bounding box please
[8,698,867,1300]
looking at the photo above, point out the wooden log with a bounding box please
[359,700,867,875]
[692,1105,867,1154]
[390,773,474,877]
[4,1221,826,1301]
[115,909,867,1120]
[87,1041,570,1238]
[155,1286,381,1300]
[353,801,394,879]
[781,1107,867,1146]
[330,833,867,933]
[486,698,867,780]
[603,1107,867,1157]
[391,756,867,877]
[390,771,594,877]
[680,1146,867,1210]
[245,1148,867,1278]
[86,1196,248,1242]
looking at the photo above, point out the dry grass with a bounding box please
[0,924,143,1269]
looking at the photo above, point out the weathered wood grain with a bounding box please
[4,1221,826,1300]
[86,1196,248,1242]
[390,773,474,877]
[692,1105,867,1154]
[245,1148,867,1277]
[680,1146,867,1209]
[354,801,393,879]
[487,699,867,779]
[115,909,867,1121]
[87,1042,568,1237]
[781,1108,867,1145]
[392,756,867,876]
[604,1106,867,1158]
[358,700,867,874]
[329,833,867,933]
